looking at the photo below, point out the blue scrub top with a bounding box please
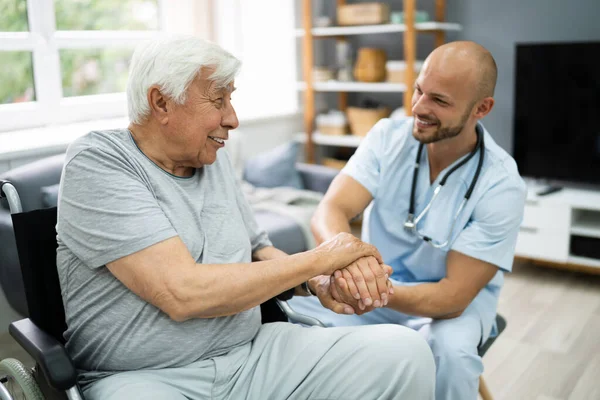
[343,117,526,329]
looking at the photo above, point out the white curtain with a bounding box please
[213,0,298,121]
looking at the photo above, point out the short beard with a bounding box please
[413,104,473,144]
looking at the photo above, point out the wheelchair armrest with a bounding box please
[276,300,326,327]
[9,318,78,391]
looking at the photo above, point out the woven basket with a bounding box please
[337,3,390,26]
[322,157,348,170]
[317,124,348,136]
[346,107,390,136]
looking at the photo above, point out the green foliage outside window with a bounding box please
[0,0,157,104]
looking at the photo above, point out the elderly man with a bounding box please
[55,36,435,400]
[289,41,527,400]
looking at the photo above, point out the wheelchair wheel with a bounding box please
[0,358,43,400]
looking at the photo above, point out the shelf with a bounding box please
[296,81,407,92]
[294,132,363,147]
[294,22,462,37]
[571,211,600,238]
[567,255,600,269]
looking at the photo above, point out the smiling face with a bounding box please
[411,57,479,145]
[164,67,239,168]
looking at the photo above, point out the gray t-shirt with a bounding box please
[56,128,271,384]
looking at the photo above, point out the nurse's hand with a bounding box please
[329,275,386,315]
[333,257,394,310]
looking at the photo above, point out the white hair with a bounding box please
[127,35,241,125]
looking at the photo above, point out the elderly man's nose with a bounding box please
[223,106,239,130]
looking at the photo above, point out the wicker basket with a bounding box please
[337,3,390,26]
[317,124,348,136]
[386,61,424,83]
[322,157,348,170]
[316,110,348,135]
[346,106,391,136]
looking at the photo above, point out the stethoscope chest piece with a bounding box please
[404,214,416,231]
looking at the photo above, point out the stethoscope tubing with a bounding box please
[405,124,485,247]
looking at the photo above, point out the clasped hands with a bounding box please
[309,232,393,316]
[312,256,394,316]
[333,256,394,314]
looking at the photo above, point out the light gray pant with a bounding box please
[83,322,435,400]
[288,292,495,400]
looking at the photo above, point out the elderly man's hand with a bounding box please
[311,232,383,276]
[332,257,394,311]
[309,275,356,315]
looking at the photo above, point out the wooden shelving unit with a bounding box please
[298,0,461,163]
[296,81,408,92]
[294,21,461,37]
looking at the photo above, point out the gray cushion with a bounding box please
[0,154,65,212]
[254,210,307,254]
[243,142,303,189]
[296,163,339,194]
[41,183,60,208]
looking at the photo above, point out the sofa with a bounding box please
[0,153,339,317]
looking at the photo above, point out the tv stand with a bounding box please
[516,182,600,274]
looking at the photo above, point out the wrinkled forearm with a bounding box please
[169,250,323,321]
[252,246,309,296]
[252,245,288,262]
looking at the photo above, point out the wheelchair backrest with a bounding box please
[11,206,67,344]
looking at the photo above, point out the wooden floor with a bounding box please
[1,261,599,399]
[479,261,600,400]
[0,326,33,368]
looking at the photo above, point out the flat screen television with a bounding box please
[513,41,600,186]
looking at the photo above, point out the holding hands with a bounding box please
[309,233,393,315]
[331,257,394,313]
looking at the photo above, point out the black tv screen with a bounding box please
[513,42,600,185]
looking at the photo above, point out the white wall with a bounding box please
[447,0,600,153]
[231,113,303,162]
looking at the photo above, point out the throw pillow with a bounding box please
[243,142,303,189]
[40,183,60,208]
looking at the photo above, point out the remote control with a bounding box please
[536,186,563,196]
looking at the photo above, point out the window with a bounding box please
[0,0,34,106]
[0,0,295,133]
[213,0,298,121]
[0,0,164,132]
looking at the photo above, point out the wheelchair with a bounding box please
[0,180,323,400]
[0,180,506,400]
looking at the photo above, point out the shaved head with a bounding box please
[411,41,497,144]
[424,41,497,101]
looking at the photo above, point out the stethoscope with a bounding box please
[404,124,485,248]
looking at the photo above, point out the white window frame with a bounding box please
[0,0,294,134]
[0,0,170,133]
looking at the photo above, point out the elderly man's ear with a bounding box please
[148,86,169,125]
